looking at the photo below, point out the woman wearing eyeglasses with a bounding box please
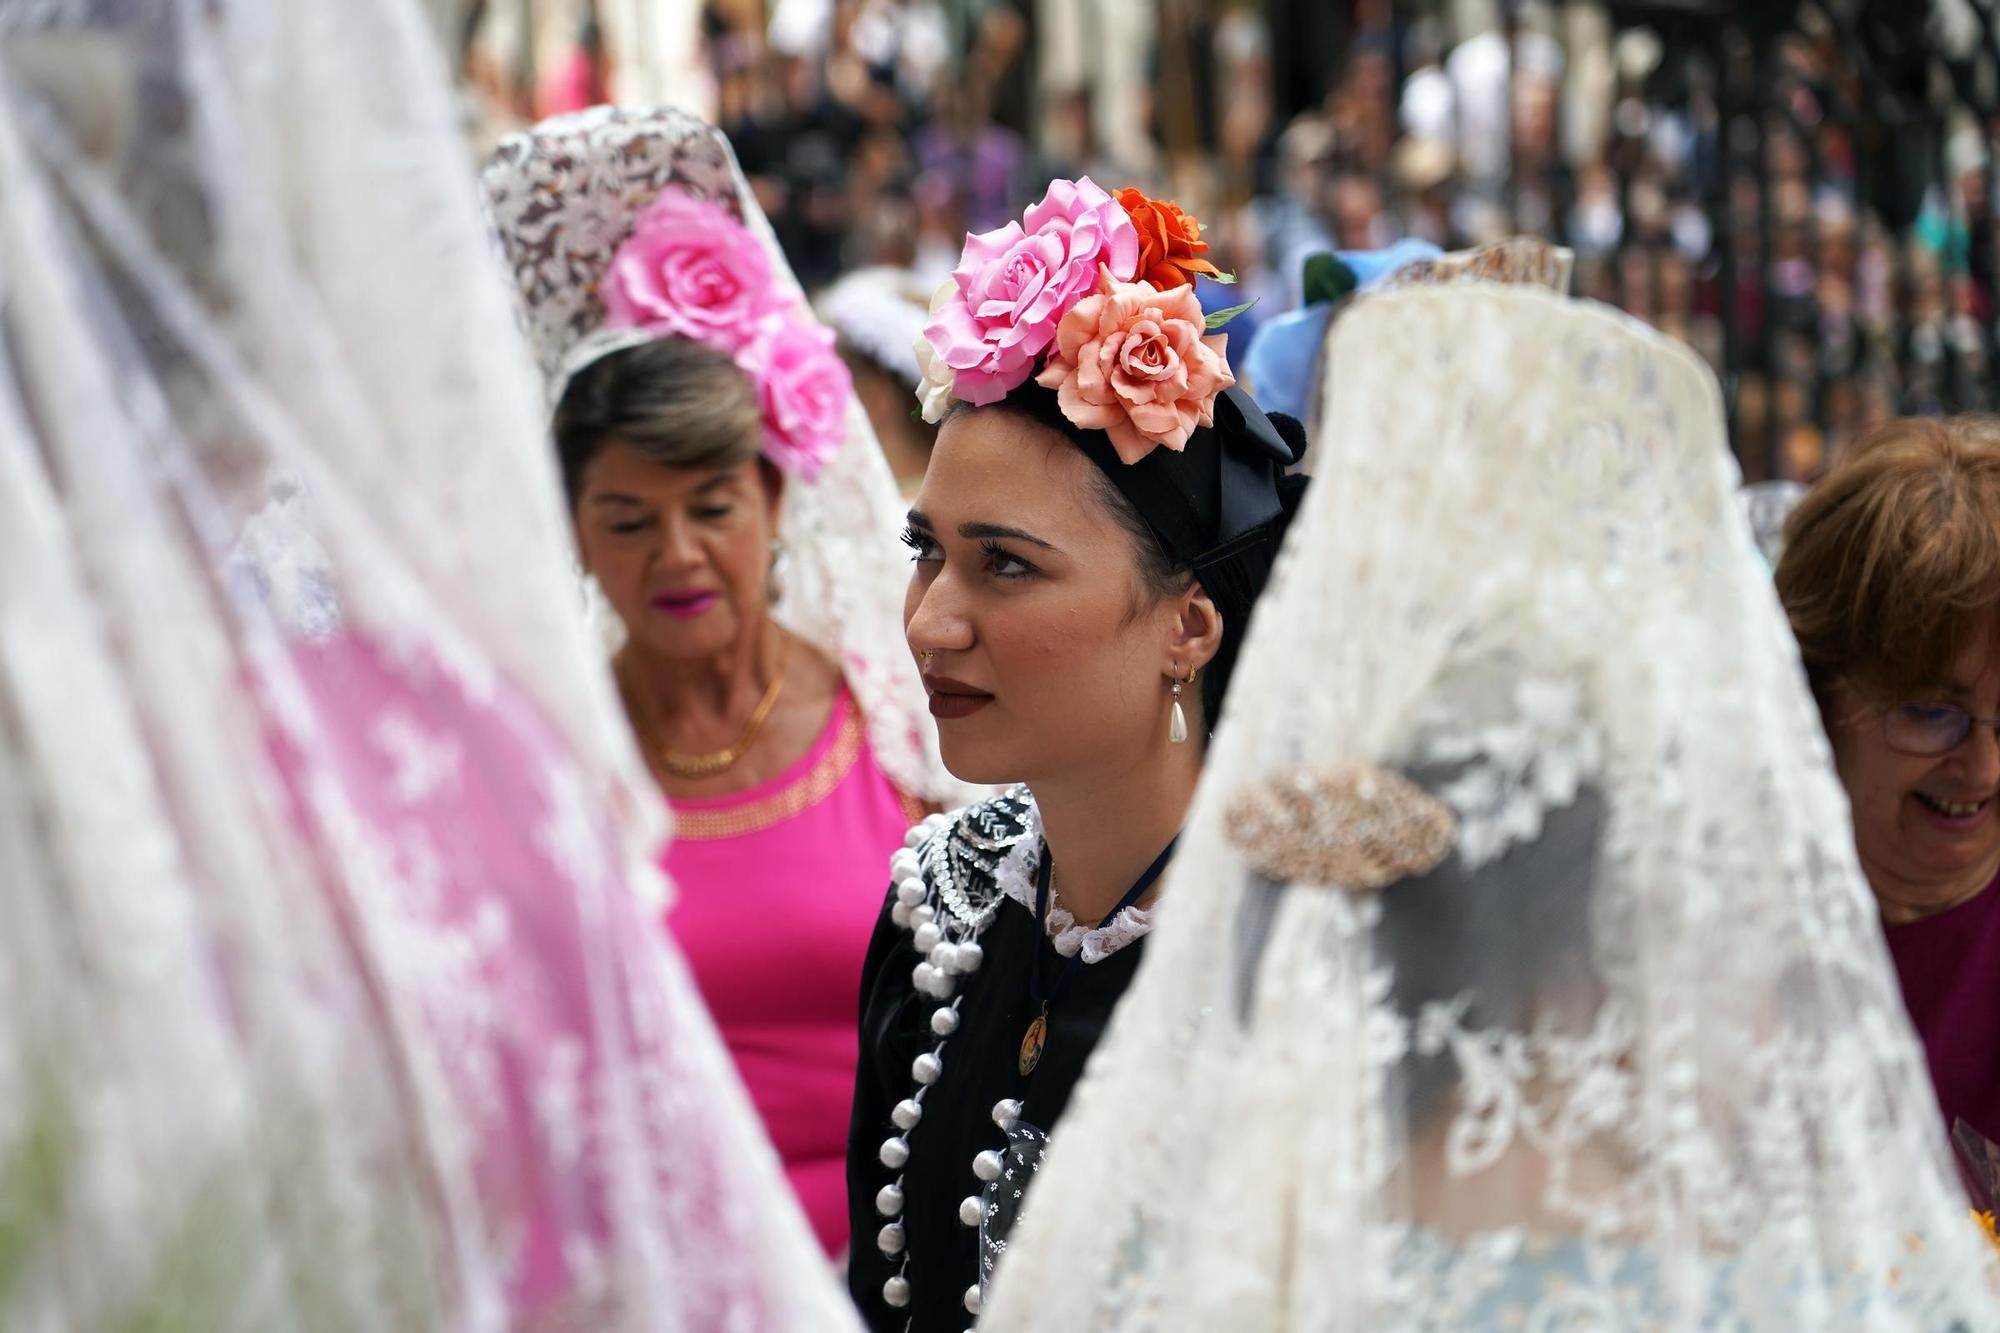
[1777,414,2000,1143]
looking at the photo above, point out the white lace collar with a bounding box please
[991,796,1155,964]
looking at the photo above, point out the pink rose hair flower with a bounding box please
[916,177,1248,462]
[737,318,852,481]
[924,177,1140,405]
[598,187,852,479]
[1035,274,1236,465]
[601,191,784,349]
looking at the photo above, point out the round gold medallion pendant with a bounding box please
[1018,1009,1048,1076]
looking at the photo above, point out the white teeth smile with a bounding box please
[1916,792,1989,819]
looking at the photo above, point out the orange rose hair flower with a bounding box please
[1115,187,1224,291]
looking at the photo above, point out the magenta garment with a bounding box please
[662,685,921,1255]
[1882,870,2000,1143]
[265,631,797,1327]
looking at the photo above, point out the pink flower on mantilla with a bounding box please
[737,318,851,481]
[924,177,1140,405]
[601,191,783,348]
[1035,276,1235,464]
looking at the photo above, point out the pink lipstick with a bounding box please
[652,590,719,619]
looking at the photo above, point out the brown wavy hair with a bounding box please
[1775,414,2000,710]
[551,337,763,505]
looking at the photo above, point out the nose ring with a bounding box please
[919,649,935,665]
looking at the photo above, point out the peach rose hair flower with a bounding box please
[1035,271,1235,464]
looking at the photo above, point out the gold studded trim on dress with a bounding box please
[670,706,867,841]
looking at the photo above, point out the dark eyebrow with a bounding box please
[905,509,1064,554]
[960,521,1061,553]
[587,493,649,507]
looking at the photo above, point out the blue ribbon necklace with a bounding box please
[1018,836,1177,1076]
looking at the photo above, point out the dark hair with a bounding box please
[551,336,762,504]
[953,382,1310,729]
[1373,776,1603,1123]
[1226,771,1603,1126]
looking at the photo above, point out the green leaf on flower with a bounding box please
[1204,299,1258,331]
[1205,269,1238,285]
[1301,252,1358,307]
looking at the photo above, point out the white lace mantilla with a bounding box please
[992,799,1153,963]
[481,106,971,811]
[0,8,860,1330]
[978,284,2000,1332]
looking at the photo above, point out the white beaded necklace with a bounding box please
[871,806,1021,1324]
[868,796,1156,1327]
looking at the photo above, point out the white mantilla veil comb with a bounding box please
[981,284,1998,1330]
[482,105,966,807]
[0,3,859,1329]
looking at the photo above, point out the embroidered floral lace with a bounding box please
[982,286,1999,1331]
[0,6,856,1329]
[481,105,969,810]
[990,797,1153,963]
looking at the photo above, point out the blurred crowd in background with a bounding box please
[452,0,2000,482]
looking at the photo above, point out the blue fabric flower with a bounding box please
[1242,240,1442,422]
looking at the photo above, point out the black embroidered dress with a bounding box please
[845,792,1150,1331]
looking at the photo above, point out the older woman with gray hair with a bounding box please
[484,106,965,1256]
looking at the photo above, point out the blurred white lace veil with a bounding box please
[1740,478,1809,571]
[481,104,966,806]
[981,284,1999,1330]
[0,2,856,1328]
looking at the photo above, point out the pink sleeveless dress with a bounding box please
[661,685,922,1255]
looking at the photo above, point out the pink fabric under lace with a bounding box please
[663,686,920,1253]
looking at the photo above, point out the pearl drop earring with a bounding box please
[1169,664,1195,744]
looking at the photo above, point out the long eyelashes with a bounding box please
[979,540,1034,578]
[902,528,1033,579]
[900,527,938,561]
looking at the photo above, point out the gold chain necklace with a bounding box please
[629,637,791,780]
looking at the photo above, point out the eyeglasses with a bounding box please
[1882,702,2000,757]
